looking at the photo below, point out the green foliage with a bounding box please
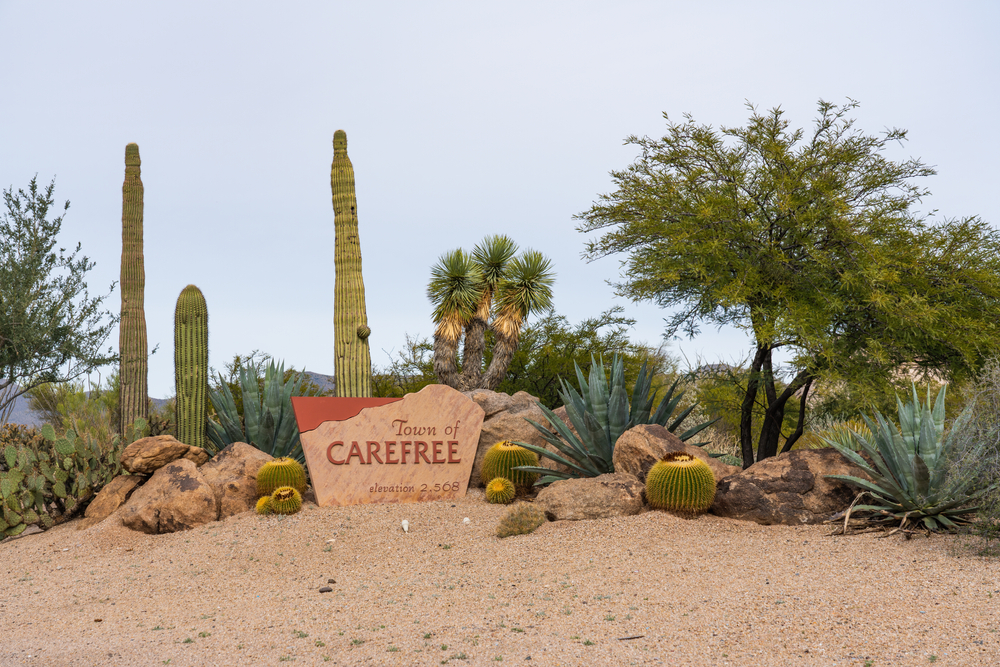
[174,285,208,449]
[824,385,991,532]
[256,457,308,496]
[207,359,307,461]
[372,335,437,398]
[428,235,555,391]
[577,99,1000,468]
[331,129,373,398]
[496,502,546,538]
[513,354,716,486]
[209,350,331,417]
[495,307,675,409]
[0,420,130,536]
[484,477,516,505]
[0,176,118,424]
[645,452,716,513]
[269,486,303,515]
[945,360,1000,554]
[480,441,538,490]
[119,143,148,434]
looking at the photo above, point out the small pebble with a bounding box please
[319,587,333,593]
[463,517,470,524]
[327,578,336,584]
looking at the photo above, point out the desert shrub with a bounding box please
[946,360,1000,554]
[496,502,546,538]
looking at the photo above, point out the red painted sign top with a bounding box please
[291,396,402,433]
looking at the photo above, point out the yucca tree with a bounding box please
[428,239,554,391]
[481,250,554,390]
[459,235,517,390]
[428,249,483,388]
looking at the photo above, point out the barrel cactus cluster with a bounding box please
[255,457,308,516]
[645,452,716,515]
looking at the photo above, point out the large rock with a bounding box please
[198,442,274,520]
[710,448,871,525]
[534,472,645,521]
[613,424,741,483]
[121,435,210,474]
[77,474,144,530]
[464,390,570,486]
[120,458,218,534]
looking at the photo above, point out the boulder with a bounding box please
[613,424,741,483]
[121,435,209,474]
[120,458,218,534]
[77,474,144,530]
[534,472,645,521]
[710,448,871,525]
[464,390,570,486]
[198,442,274,520]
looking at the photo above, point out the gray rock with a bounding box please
[198,442,274,520]
[534,472,645,521]
[710,448,872,525]
[120,458,218,534]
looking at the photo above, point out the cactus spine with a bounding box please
[174,285,208,449]
[255,496,273,515]
[645,452,716,514]
[481,441,539,490]
[119,142,148,435]
[485,477,516,505]
[256,457,308,497]
[270,486,303,515]
[496,502,546,538]
[330,129,372,397]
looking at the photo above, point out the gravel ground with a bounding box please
[2,490,999,667]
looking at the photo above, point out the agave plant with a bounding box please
[207,360,307,462]
[824,384,993,532]
[512,354,717,486]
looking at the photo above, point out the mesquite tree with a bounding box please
[577,99,1000,468]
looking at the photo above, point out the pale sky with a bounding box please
[2,1,997,398]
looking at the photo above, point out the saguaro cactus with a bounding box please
[119,142,148,434]
[330,129,372,397]
[174,285,208,448]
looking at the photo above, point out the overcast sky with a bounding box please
[2,1,998,399]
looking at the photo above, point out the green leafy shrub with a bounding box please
[0,420,131,536]
[824,385,992,532]
[496,502,546,538]
[513,354,717,486]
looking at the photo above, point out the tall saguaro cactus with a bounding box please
[330,129,372,397]
[174,285,208,449]
[119,142,148,434]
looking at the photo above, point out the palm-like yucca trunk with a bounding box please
[458,292,491,391]
[481,307,524,390]
[433,316,465,389]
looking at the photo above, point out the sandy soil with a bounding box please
[1,490,999,667]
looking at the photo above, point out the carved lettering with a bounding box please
[448,441,461,463]
[432,441,445,464]
[366,441,383,465]
[415,441,431,464]
[385,441,399,464]
[346,441,365,464]
[327,441,346,465]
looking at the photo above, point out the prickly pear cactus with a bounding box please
[119,142,149,435]
[256,457,307,497]
[174,285,208,449]
[481,441,539,490]
[496,502,546,538]
[269,486,302,515]
[485,477,516,505]
[330,129,372,397]
[645,452,716,514]
[0,423,126,536]
[255,496,273,515]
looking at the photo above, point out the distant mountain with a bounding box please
[4,386,44,428]
[301,371,336,394]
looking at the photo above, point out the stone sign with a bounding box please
[292,384,485,507]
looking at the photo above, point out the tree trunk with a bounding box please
[740,344,770,469]
[458,315,487,391]
[780,376,814,453]
[756,368,814,461]
[481,319,521,390]
[433,330,461,389]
